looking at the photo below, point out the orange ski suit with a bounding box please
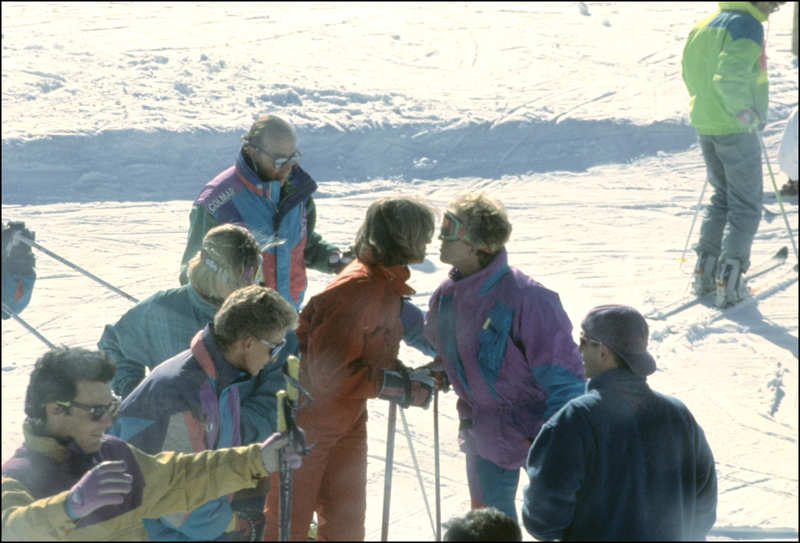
[264,259,414,541]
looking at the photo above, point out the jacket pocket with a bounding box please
[477,302,512,400]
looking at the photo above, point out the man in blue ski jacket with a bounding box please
[178,114,347,366]
[522,305,717,541]
[110,285,299,541]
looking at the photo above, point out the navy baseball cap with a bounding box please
[581,304,656,377]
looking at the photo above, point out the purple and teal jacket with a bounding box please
[110,323,257,540]
[424,249,586,470]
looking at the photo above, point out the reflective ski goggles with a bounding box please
[259,338,287,359]
[439,211,470,242]
[439,211,499,252]
[55,394,121,421]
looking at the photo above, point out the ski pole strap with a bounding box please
[276,390,287,433]
[276,384,313,457]
[282,357,312,409]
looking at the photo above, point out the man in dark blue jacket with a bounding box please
[522,304,717,541]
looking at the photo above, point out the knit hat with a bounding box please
[581,304,656,377]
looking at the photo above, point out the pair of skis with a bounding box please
[647,246,790,321]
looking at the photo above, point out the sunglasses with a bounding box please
[56,394,121,421]
[579,333,602,349]
[259,337,287,358]
[251,145,301,169]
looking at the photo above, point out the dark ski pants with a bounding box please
[695,131,763,272]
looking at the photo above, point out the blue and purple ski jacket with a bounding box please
[424,249,586,470]
[110,324,260,540]
[179,152,338,311]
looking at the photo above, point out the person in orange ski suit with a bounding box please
[264,196,439,541]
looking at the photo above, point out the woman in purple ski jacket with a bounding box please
[423,192,586,523]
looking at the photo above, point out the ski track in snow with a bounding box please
[2,2,798,540]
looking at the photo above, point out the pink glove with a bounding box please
[280,446,303,470]
[260,432,303,472]
[65,460,133,520]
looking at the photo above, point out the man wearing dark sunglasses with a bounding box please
[108,285,299,541]
[522,305,717,541]
[2,346,302,540]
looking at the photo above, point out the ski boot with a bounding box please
[692,253,717,296]
[715,258,748,308]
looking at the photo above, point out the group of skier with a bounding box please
[2,1,796,540]
[2,111,719,542]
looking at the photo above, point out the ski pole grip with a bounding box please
[286,355,300,403]
[276,389,287,433]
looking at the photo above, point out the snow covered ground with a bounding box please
[2,2,798,540]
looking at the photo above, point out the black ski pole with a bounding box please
[276,389,291,542]
[381,401,398,541]
[434,389,441,541]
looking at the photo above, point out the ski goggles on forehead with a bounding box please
[55,394,121,421]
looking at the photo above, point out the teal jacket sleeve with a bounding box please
[99,287,216,399]
[303,197,341,274]
[179,205,220,285]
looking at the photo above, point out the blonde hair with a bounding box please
[354,196,435,267]
[187,224,261,300]
[449,192,511,266]
[213,285,298,351]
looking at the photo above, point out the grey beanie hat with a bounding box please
[581,304,656,377]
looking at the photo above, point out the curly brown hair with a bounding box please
[213,285,298,351]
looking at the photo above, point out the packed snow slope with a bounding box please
[2,2,798,540]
